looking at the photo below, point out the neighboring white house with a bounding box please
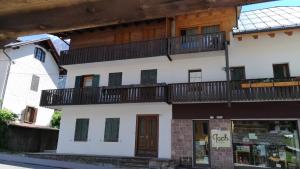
[0,38,60,126]
[40,6,300,169]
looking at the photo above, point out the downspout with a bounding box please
[224,41,231,108]
[0,48,13,109]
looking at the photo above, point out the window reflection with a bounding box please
[232,121,300,169]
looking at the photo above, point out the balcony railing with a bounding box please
[60,32,225,65]
[40,78,300,107]
[40,84,168,106]
[170,78,300,103]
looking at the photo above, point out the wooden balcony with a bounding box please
[169,78,300,103]
[40,84,168,106]
[59,32,225,65]
[40,78,300,107]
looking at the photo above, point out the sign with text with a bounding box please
[211,129,231,148]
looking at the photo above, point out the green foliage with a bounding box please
[51,111,61,129]
[0,109,16,149]
[0,109,17,123]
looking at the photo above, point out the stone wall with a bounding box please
[209,119,234,169]
[171,119,193,165]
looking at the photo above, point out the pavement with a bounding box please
[0,153,115,169]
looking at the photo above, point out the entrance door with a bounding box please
[135,115,159,157]
[193,121,210,167]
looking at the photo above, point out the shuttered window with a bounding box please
[30,74,40,91]
[141,69,157,85]
[230,67,246,81]
[108,72,122,86]
[23,106,37,124]
[201,25,220,34]
[104,118,120,142]
[74,119,89,142]
[34,47,46,62]
[273,64,290,79]
[75,75,100,88]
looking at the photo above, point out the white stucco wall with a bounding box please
[57,103,172,158]
[0,51,10,102]
[63,51,227,88]
[2,44,59,126]
[229,30,300,79]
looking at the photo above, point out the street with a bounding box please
[0,160,62,169]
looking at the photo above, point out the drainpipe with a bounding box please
[0,48,13,109]
[224,41,231,108]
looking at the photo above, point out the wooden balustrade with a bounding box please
[59,32,225,65]
[40,84,168,106]
[40,79,300,106]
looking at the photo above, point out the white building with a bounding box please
[41,7,300,169]
[0,38,60,126]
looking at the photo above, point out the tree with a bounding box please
[0,109,17,149]
[0,109,18,123]
[51,111,61,129]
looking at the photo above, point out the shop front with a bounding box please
[171,102,300,169]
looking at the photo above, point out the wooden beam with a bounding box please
[0,0,270,44]
[268,33,275,38]
[284,31,293,36]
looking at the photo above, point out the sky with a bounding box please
[17,0,300,51]
[242,0,300,11]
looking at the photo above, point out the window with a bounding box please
[34,47,46,62]
[141,69,157,85]
[201,25,220,34]
[104,118,120,142]
[108,72,122,86]
[74,119,89,142]
[30,75,40,91]
[23,106,37,124]
[189,69,202,83]
[230,67,246,81]
[74,75,100,88]
[194,121,210,166]
[232,120,300,169]
[181,27,198,36]
[273,64,290,79]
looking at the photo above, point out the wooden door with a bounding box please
[135,115,159,157]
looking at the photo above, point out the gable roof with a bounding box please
[233,6,300,35]
[4,38,60,64]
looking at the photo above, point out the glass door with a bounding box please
[193,121,210,167]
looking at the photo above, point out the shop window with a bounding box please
[74,118,89,142]
[194,121,210,167]
[104,118,120,142]
[232,120,300,169]
[273,64,290,80]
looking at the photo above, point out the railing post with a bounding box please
[166,38,172,61]
[224,41,232,107]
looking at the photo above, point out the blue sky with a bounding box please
[243,0,300,11]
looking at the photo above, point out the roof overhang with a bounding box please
[0,0,272,45]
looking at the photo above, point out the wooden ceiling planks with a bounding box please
[0,0,271,45]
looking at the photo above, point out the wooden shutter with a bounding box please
[74,76,82,88]
[104,118,120,142]
[30,75,40,91]
[92,75,100,87]
[108,73,122,86]
[141,69,157,85]
[74,119,89,141]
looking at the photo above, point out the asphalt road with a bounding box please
[0,160,62,169]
